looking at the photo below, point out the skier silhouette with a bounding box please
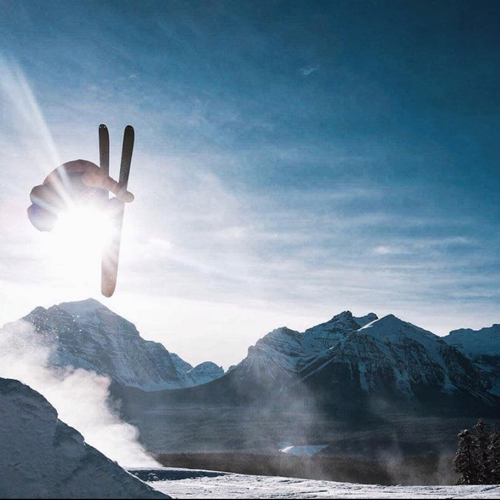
[28,159,134,231]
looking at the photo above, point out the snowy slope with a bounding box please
[132,468,500,499]
[0,299,223,391]
[0,377,168,499]
[297,314,498,413]
[444,324,500,396]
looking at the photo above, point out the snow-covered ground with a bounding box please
[131,468,500,499]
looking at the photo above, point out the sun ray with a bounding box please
[0,53,61,169]
[0,53,77,209]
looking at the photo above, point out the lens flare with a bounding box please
[48,207,112,288]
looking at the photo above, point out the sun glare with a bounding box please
[48,207,113,288]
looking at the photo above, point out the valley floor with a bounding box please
[132,468,500,499]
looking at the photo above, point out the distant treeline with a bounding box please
[156,452,458,486]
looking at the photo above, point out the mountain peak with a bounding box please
[353,312,378,328]
[57,298,110,317]
[187,362,225,386]
[360,314,409,332]
[358,314,438,344]
[324,311,378,328]
[327,311,354,323]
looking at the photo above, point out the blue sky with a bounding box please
[0,0,499,366]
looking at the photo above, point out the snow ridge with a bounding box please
[0,377,168,499]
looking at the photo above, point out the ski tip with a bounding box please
[125,125,135,133]
[101,283,116,298]
[99,123,108,130]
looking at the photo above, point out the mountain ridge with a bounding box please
[3,299,499,417]
[122,310,499,419]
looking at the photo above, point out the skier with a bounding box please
[28,125,135,297]
[27,159,135,232]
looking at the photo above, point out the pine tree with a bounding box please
[489,428,500,485]
[455,429,480,485]
[474,419,491,484]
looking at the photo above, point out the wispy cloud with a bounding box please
[373,245,410,255]
[300,64,320,76]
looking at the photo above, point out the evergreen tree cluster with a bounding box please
[454,419,500,485]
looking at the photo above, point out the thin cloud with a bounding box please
[373,245,412,256]
[300,64,320,76]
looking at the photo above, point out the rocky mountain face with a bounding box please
[233,312,378,389]
[0,377,168,499]
[0,299,223,391]
[444,324,500,396]
[297,315,498,414]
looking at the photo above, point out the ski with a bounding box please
[119,125,134,189]
[98,124,110,202]
[101,125,135,297]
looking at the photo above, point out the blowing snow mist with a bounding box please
[0,320,158,467]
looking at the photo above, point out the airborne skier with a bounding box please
[27,125,135,298]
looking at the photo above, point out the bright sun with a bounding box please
[48,207,113,288]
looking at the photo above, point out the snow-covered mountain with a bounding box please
[444,324,500,396]
[0,377,168,499]
[298,315,498,413]
[234,311,378,387]
[7,301,497,417]
[0,299,223,391]
[147,312,498,416]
